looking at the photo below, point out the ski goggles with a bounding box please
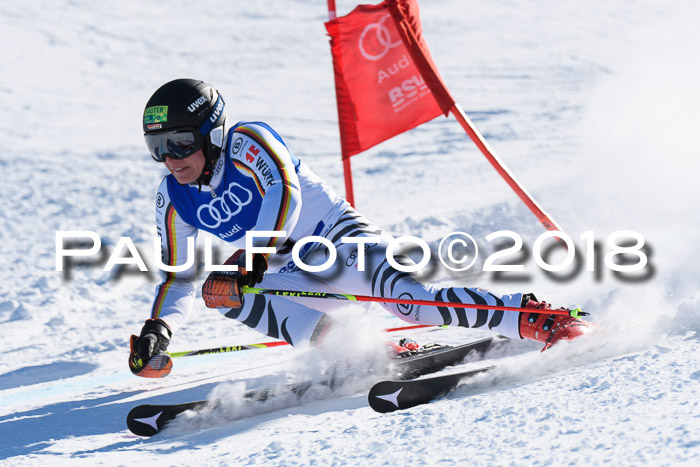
[145,129,205,162]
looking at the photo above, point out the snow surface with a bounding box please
[1,0,699,465]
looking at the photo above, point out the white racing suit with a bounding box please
[151,121,523,345]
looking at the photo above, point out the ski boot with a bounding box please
[386,337,421,357]
[519,293,595,351]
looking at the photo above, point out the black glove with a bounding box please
[240,252,268,287]
[129,318,173,377]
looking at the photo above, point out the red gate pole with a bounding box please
[327,0,337,19]
[450,103,563,232]
[327,0,356,206]
[342,157,356,206]
[387,0,564,236]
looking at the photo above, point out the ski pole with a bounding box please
[168,341,289,358]
[241,286,587,318]
[168,323,442,358]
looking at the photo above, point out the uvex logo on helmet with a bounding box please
[209,98,224,123]
[187,96,208,113]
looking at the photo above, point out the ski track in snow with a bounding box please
[1,0,699,465]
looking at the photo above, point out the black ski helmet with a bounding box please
[143,78,226,164]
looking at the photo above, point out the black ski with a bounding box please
[391,336,497,379]
[127,400,207,437]
[126,337,500,436]
[126,380,313,437]
[368,366,494,413]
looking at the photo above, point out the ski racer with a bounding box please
[129,79,594,377]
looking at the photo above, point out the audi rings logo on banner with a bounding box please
[197,182,253,229]
[358,14,402,61]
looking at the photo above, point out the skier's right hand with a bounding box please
[129,318,173,378]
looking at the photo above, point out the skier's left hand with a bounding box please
[202,250,267,308]
[237,251,268,287]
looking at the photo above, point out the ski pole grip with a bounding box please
[568,308,588,318]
